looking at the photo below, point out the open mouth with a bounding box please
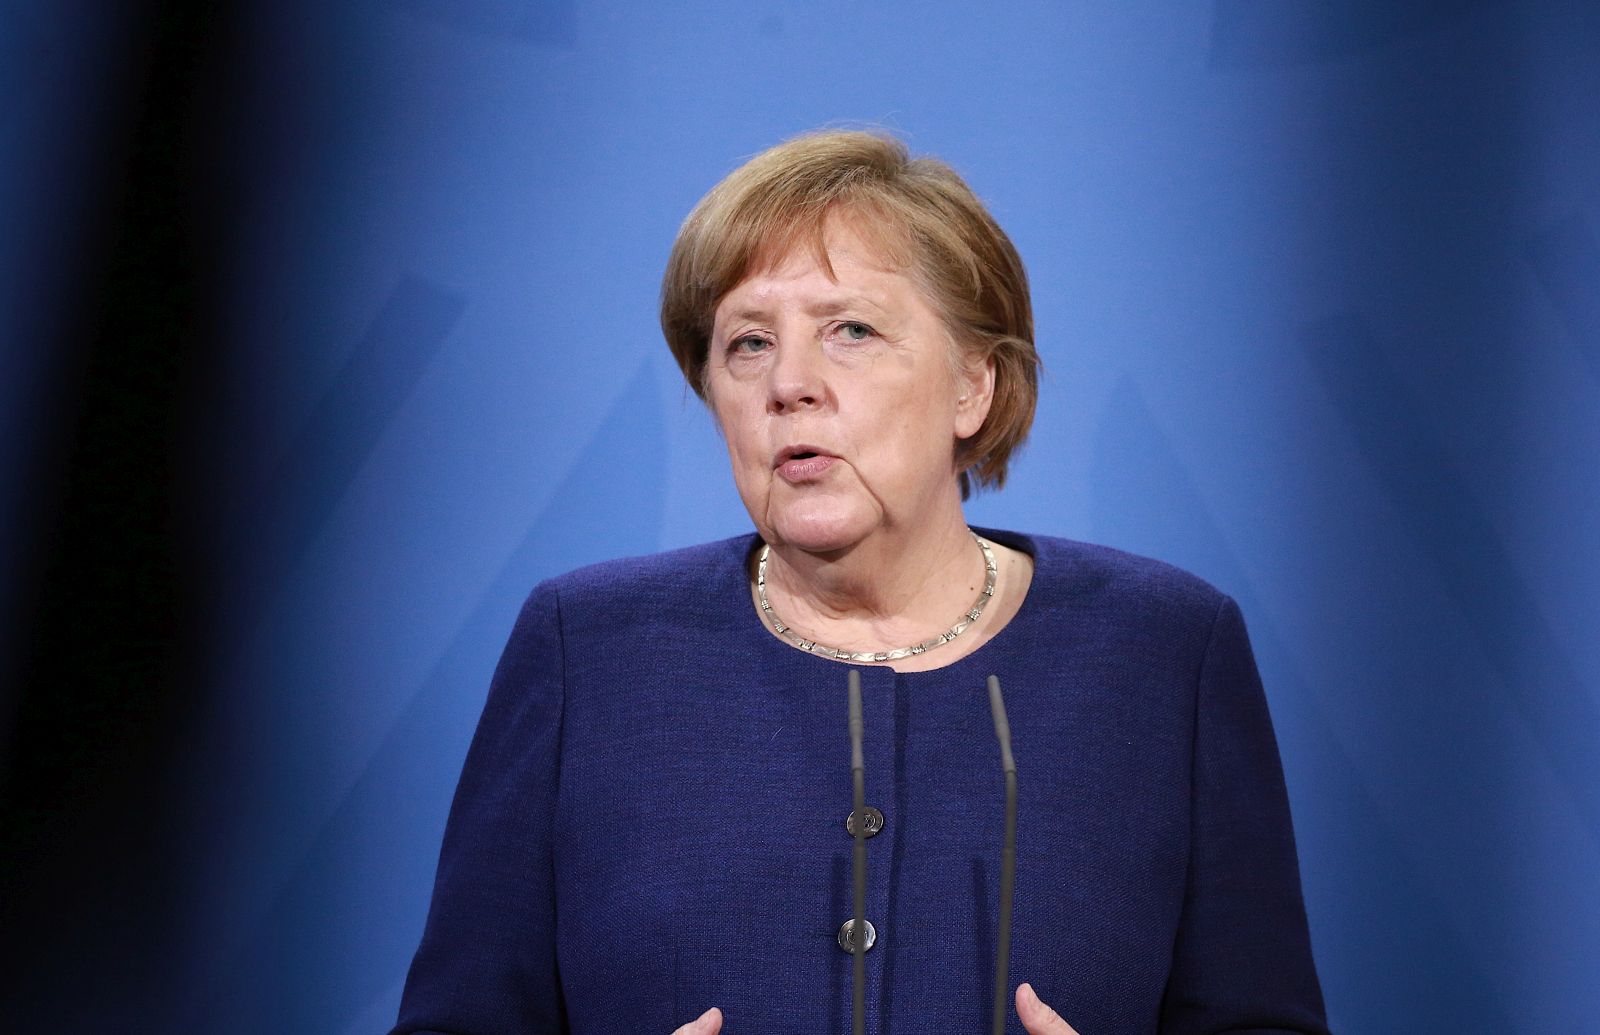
[775,447,837,482]
[775,445,832,466]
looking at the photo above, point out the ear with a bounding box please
[954,350,997,441]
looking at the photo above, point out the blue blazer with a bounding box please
[392,529,1329,1034]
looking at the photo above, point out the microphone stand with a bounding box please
[987,675,1017,1035]
[844,672,1018,1035]
[848,670,867,1035]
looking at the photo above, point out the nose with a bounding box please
[767,335,827,415]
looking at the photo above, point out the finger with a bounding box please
[669,1006,722,1035]
[1016,982,1080,1035]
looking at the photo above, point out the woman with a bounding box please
[392,131,1329,1035]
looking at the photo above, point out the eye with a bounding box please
[727,334,771,355]
[837,321,874,342]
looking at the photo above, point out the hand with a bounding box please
[1017,982,1081,1035]
[670,1006,722,1035]
[667,989,1077,1035]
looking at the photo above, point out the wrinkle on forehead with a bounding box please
[719,291,895,327]
[743,204,917,286]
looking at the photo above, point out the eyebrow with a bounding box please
[722,294,892,325]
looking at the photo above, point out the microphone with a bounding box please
[848,669,867,1035]
[842,671,1015,1035]
[987,675,1017,1035]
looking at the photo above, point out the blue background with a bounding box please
[4,2,1598,1032]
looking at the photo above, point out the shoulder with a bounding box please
[540,534,752,597]
[981,527,1232,642]
[529,533,755,626]
[1037,533,1226,609]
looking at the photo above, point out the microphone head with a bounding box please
[987,674,1016,774]
[848,669,864,770]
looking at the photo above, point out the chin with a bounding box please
[768,500,877,555]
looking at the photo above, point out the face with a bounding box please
[704,218,994,556]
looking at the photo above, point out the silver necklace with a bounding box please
[756,530,998,663]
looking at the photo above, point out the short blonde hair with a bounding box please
[660,129,1040,496]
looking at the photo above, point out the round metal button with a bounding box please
[837,918,877,953]
[844,806,885,838]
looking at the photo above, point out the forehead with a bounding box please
[715,217,929,320]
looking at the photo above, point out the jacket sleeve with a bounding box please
[1158,595,1331,1034]
[390,581,569,1035]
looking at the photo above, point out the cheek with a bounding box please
[863,411,938,479]
[709,400,765,469]
[893,372,959,431]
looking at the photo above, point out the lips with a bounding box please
[774,444,838,483]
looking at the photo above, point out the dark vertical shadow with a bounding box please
[177,359,669,1034]
[235,272,466,603]
[1301,314,1600,838]
[1199,2,1557,1026]
[0,5,136,713]
[1209,0,1494,70]
[0,0,239,1028]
